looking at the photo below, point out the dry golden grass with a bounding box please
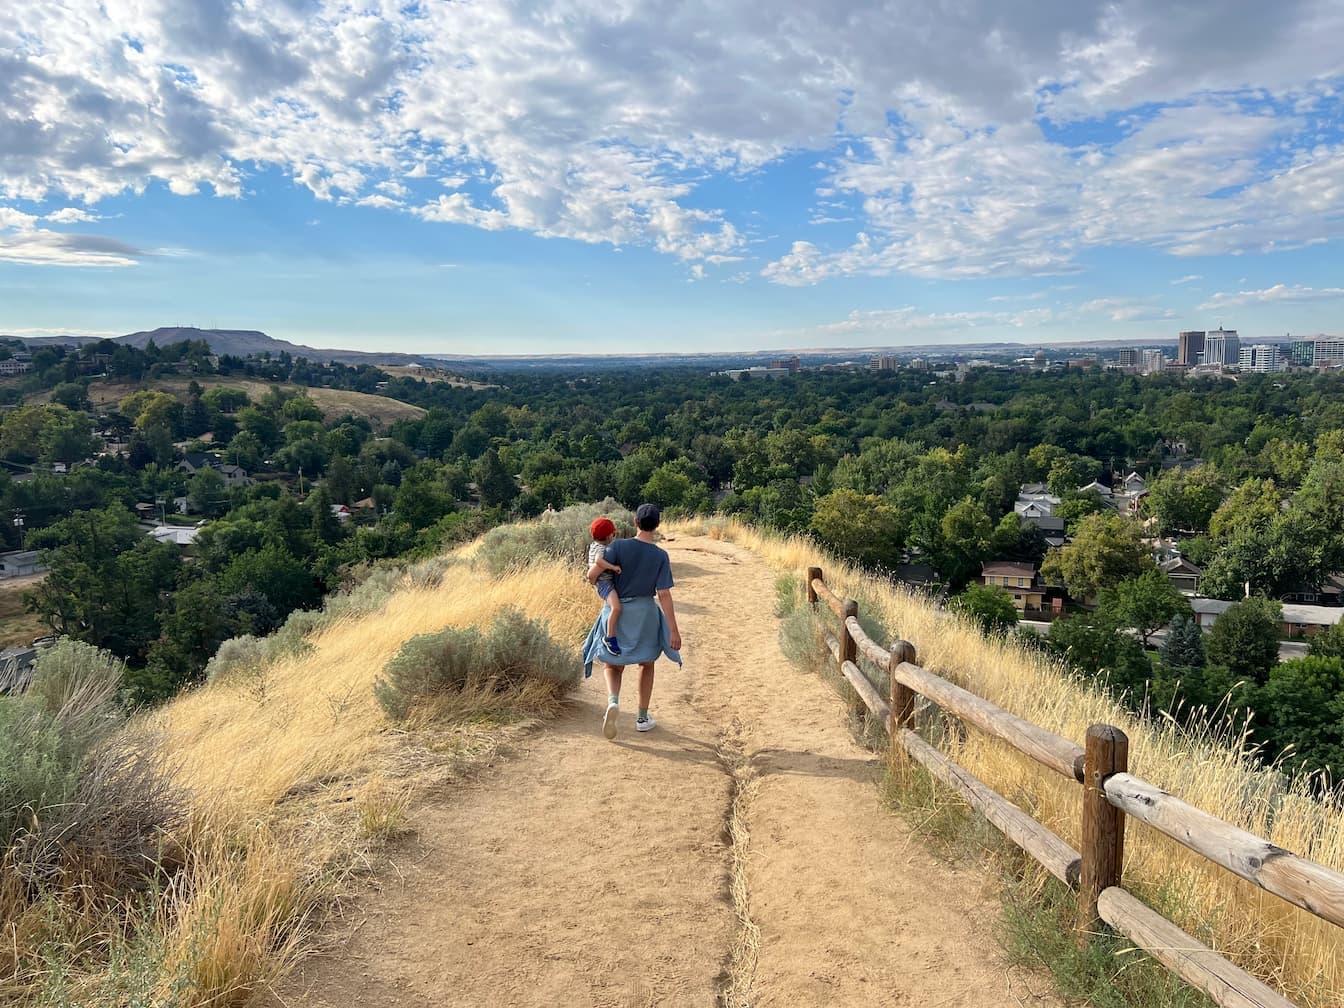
[5,552,594,1007]
[692,517,1344,1008]
[72,377,426,429]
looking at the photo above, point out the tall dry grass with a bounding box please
[5,551,596,1006]
[695,517,1344,1008]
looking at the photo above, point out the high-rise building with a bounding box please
[767,355,801,372]
[1238,344,1283,373]
[1116,347,1141,372]
[1314,338,1344,368]
[1177,330,1205,366]
[868,354,899,371]
[1289,340,1316,367]
[1142,349,1166,374]
[1203,327,1240,367]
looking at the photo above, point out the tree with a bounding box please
[1254,656,1344,779]
[1041,512,1153,601]
[49,382,89,411]
[937,497,993,588]
[1102,569,1190,646]
[1308,622,1344,660]
[25,505,181,662]
[1143,464,1225,535]
[808,488,906,571]
[948,584,1018,635]
[187,467,229,517]
[1208,478,1281,540]
[988,512,1047,564]
[474,448,519,509]
[38,408,99,465]
[1159,614,1205,669]
[1205,597,1282,684]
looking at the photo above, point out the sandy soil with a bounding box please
[265,536,1061,1007]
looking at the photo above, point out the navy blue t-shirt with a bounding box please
[604,538,674,598]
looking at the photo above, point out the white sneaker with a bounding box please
[636,715,657,733]
[602,702,619,740]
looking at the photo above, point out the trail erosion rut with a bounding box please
[269,536,1061,1007]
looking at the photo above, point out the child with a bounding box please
[587,516,623,655]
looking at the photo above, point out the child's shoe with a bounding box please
[604,635,622,655]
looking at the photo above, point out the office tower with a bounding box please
[1177,330,1205,366]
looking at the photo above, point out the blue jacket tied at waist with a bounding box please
[582,596,682,678]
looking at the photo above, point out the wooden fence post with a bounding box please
[1079,723,1129,936]
[841,599,863,722]
[806,566,822,607]
[888,640,916,737]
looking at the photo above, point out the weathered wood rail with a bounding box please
[805,566,1343,1008]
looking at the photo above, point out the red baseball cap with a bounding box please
[590,517,616,539]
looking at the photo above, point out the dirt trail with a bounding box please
[269,536,1060,1007]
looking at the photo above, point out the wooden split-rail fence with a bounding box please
[806,567,1344,1008]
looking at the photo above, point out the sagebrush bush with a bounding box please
[474,498,633,576]
[374,605,578,721]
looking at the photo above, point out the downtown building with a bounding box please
[1202,327,1240,367]
[1177,330,1205,365]
[1313,338,1344,368]
[1238,344,1284,373]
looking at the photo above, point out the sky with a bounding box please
[1,1,1342,356]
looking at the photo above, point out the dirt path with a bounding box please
[268,536,1060,1007]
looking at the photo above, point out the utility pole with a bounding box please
[11,510,24,549]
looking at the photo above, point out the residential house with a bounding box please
[149,524,203,546]
[1279,604,1344,639]
[0,550,45,578]
[330,504,353,523]
[1159,556,1203,596]
[218,464,252,487]
[176,452,220,475]
[981,561,1045,613]
[893,562,940,595]
[1280,573,1344,607]
[1190,597,1234,629]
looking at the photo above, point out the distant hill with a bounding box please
[116,327,440,367]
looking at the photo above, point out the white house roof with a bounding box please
[1190,597,1235,617]
[149,525,201,546]
[1280,604,1344,626]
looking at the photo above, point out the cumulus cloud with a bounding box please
[1,1,1341,276]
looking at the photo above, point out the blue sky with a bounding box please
[2,1,1342,355]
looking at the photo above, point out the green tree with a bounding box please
[1205,597,1282,684]
[1102,569,1190,646]
[474,448,518,509]
[1308,622,1344,660]
[937,497,994,588]
[948,584,1019,635]
[1254,656,1344,778]
[49,381,89,411]
[187,467,229,517]
[1143,464,1225,535]
[1041,512,1153,601]
[38,407,99,465]
[1208,478,1281,540]
[1159,614,1205,669]
[809,489,906,571]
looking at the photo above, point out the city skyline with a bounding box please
[2,2,1342,354]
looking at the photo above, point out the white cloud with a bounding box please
[1199,284,1344,309]
[1171,275,1202,285]
[1,1,1342,275]
[0,230,142,267]
[1078,297,1178,322]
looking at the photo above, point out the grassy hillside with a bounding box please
[74,377,426,429]
[1,513,598,1007]
[698,517,1343,1008]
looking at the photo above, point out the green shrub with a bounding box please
[474,499,634,576]
[374,606,578,721]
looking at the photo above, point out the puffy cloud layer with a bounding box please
[2,1,1342,276]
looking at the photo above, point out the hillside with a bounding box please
[118,327,444,366]
[79,376,426,428]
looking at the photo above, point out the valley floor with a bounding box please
[261,536,1060,1007]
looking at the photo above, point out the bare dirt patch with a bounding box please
[263,537,1060,1007]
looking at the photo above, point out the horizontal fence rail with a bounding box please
[804,566,1344,1008]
